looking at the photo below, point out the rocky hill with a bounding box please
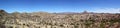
[0,10,120,28]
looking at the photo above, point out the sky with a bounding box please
[0,0,120,13]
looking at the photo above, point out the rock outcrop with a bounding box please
[0,10,8,16]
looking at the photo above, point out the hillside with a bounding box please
[0,10,120,28]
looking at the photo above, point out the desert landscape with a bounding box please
[0,10,120,28]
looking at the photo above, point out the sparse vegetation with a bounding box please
[0,10,120,28]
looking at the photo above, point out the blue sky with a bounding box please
[0,0,120,13]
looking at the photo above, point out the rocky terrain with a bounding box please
[0,10,120,28]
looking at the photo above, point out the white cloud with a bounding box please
[89,8,120,13]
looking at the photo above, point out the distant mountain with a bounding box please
[53,12,81,15]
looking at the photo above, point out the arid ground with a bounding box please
[0,10,120,28]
